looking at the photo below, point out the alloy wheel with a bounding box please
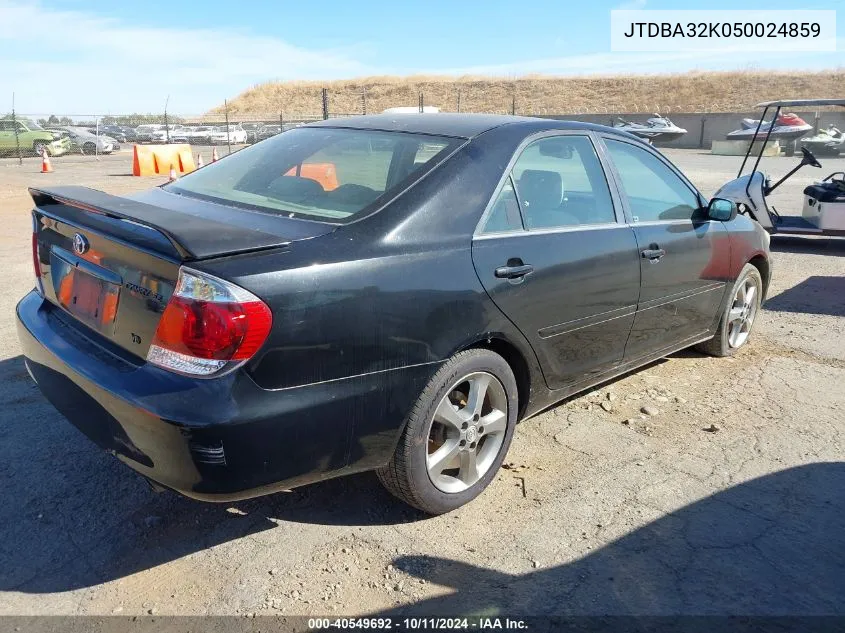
[727,276,759,349]
[426,372,508,494]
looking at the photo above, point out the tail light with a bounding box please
[147,268,272,377]
[32,230,44,295]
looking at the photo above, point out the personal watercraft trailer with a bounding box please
[714,99,845,238]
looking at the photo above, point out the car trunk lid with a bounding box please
[31,185,333,360]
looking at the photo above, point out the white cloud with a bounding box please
[430,39,845,78]
[0,0,373,115]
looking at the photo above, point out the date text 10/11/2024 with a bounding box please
[307,617,529,630]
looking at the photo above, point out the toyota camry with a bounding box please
[16,114,771,514]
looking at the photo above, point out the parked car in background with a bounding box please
[0,118,71,156]
[150,125,187,144]
[60,127,117,154]
[186,126,214,144]
[241,122,265,143]
[256,124,282,141]
[87,125,137,144]
[168,126,191,144]
[208,124,248,144]
[18,115,771,514]
[134,124,164,143]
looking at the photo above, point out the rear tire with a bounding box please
[377,349,518,515]
[82,142,97,155]
[696,263,763,357]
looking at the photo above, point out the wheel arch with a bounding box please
[747,253,771,300]
[458,335,533,421]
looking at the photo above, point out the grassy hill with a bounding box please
[211,70,844,119]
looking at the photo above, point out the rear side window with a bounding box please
[167,128,461,222]
[482,135,615,233]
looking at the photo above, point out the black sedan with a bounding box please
[17,115,771,514]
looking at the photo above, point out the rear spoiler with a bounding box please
[29,185,292,261]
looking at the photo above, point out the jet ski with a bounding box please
[726,112,812,141]
[800,126,844,157]
[613,114,687,142]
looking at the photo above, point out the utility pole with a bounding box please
[12,92,22,166]
[164,95,170,143]
[224,99,231,155]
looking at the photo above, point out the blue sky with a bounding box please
[1,0,841,115]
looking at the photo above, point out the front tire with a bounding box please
[377,349,518,515]
[696,263,763,357]
[32,140,50,157]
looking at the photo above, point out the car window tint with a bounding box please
[510,135,615,229]
[166,128,459,222]
[482,178,522,233]
[604,139,701,222]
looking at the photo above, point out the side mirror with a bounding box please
[707,197,737,222]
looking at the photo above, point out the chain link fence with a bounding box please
[4,88,844,165]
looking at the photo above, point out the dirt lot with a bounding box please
[0,147,842,617]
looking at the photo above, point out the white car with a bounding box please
[150,126,187,144]
[62,127,115,154]
[185,126,214,144]
[208,125,248,144]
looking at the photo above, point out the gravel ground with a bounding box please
[0,148,842,617]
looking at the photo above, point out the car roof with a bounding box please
[305,113,638,140]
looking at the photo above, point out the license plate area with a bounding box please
[51,247,121,334]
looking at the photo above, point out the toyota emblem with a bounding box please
[73,233,90,255]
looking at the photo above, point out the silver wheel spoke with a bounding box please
[728,307,744,323]
[427,439,461,474]
[480,409,506,435]
[434,398,466,431]
[465,374,490,419]
[458,450,480,485]
[744,285,756,309]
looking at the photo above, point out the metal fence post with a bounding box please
[419,92,423,113]
[95,116,100,160]
[225,99,232,155]
[511,95,516,116]
[362,87,367,115]
[280,111,284,131]
[321,88,329,120]
[12,96,22,166]
[456,89,461,113]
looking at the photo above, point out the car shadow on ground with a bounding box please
[0,354,425,596]
[764,276,845,317]
[4,349,843,613]
[770,235,845,257]
[379,463,845,616]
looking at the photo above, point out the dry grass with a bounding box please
[211,70,844,119]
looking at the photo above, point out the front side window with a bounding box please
[167,127,460,222]
[510,135,615,230]
[604,139,702,222]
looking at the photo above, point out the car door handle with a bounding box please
[641,247,666,261]
[495,264,534,279]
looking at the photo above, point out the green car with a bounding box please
[0,118,72,156]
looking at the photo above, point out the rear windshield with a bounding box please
[165,127,462,222]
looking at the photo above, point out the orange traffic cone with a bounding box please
[168,165,178,182]
[196,153,204,168]
[212,147,219,162]
[40,148,53,173]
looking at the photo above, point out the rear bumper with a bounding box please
[16,291,434,501]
